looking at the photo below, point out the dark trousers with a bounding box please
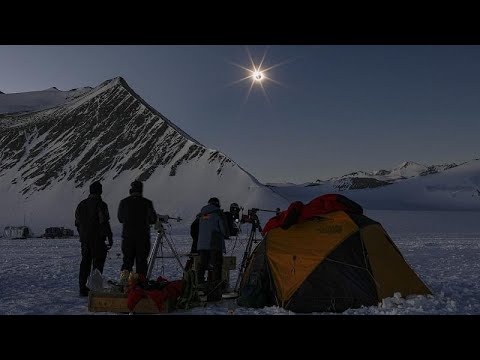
[79,241,107,291]
[121,238,151,276]
[197,249,223,284]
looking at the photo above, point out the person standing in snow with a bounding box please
[117,180,157,281]
[75,181,113,297]
[196,197,228,300]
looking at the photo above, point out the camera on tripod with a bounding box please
[157,214,170,224]
[148,214,183,279]
[156,214,182,223]
[155,214,182,231]
[240,208,259,224]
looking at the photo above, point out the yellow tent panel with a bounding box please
[361,225,431,300]
[267,211,359,301]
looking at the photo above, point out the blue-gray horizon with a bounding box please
[1,45,480,184]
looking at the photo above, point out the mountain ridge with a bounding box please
[0,77,287,234]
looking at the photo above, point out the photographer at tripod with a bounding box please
[197,197,228,301]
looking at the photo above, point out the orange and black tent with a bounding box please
[237,194,431,313]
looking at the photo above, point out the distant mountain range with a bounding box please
[309,161,464,191]
[267,159,480,211]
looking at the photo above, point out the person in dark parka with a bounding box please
[197,197,228,300]
[75,181,113,297]
[118,180,157,277]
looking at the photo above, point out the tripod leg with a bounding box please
[146,231,162,280]
[234,226,255,292]
[164,233,185,272]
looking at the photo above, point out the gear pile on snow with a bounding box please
[126,273,183,312]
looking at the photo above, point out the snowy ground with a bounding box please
[1,210,480,315]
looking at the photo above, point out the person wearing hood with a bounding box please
[196,197,228,299]
[117,180,157,280]
[75,181,113,297]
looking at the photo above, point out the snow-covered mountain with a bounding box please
[0,77,288,235]
[0,86,93,115]
[269,159,480,211]
[309,161,462,191]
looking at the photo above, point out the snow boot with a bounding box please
[119,270,130,286]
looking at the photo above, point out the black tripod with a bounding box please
[146,215,183,280]
[234,211,262,293]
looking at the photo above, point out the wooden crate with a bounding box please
[88,291,171,314]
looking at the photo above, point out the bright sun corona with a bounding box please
[228,47,291,103]
[253,71,263,81]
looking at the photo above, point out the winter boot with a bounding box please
[119,270,130,286]
[128,272,139,286]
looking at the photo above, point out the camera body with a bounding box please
[240,208,259,224]
[156,214,182,223]
[155,214,182,232]
[157,214,170,224]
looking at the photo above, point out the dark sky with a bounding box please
[2,45,480,183]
